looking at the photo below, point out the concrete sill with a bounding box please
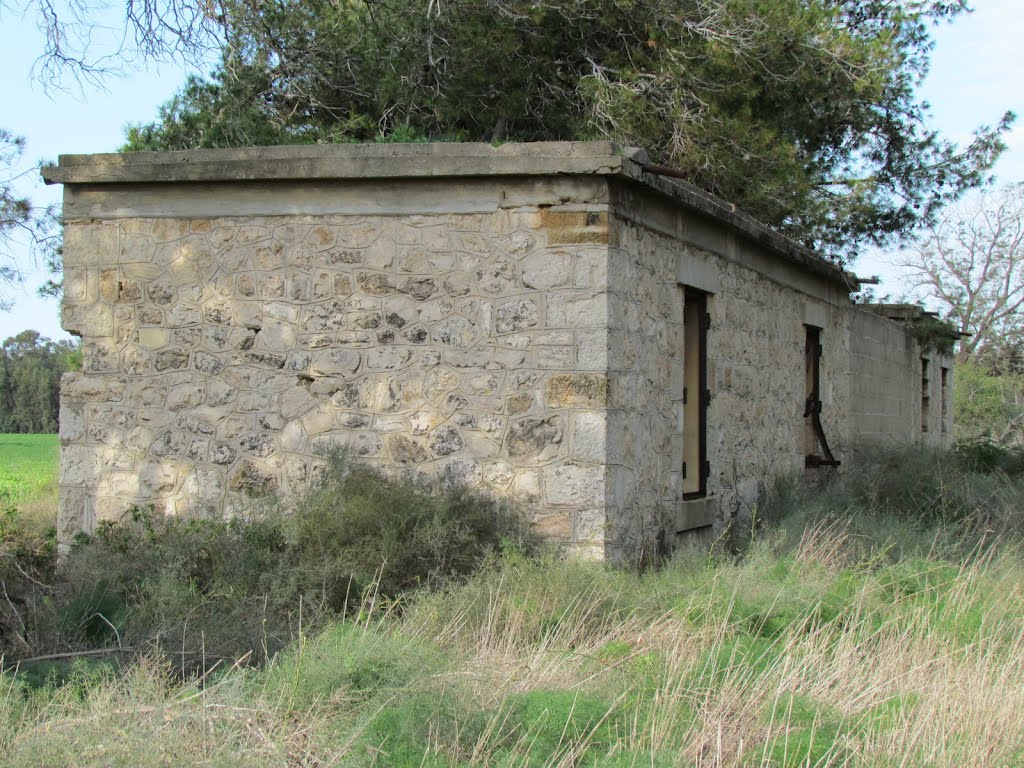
[675,497,716,533]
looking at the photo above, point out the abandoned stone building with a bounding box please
[43,141,954,561]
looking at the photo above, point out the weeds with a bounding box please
[0,443,1022,765]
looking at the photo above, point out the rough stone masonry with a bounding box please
[43,142,954,562]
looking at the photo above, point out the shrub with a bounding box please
[25,452,534,673]
[289,452,536,602]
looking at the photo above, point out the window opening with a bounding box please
[804,325,839,467]
[921,358,930,433]
[683,288,710,499]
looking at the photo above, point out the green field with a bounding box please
[0,434,58,506]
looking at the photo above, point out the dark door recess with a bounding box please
[804,326,840,468]
[683,289,711,498]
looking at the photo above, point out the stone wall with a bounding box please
[604,182,851,555]
[46,142,951,562]
[57,177,618,557]
[849,309,954,444]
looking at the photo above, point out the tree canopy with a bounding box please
[120,0,1014,261]
[0,330,80,434]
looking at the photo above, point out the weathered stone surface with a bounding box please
[522,251,573,289]
[239,433,275,457]
[53,153,930,562]
[154,348,190,372]
[506,416,563,459]
[400,277,438,300]
[229,461,278,493]
[389,434,429,465]
[211,443,238,465]
[544,463,604,506]
[429,425,465,457]
[366,347,413,370]
[546,374,608,408]
[356,271,395,295]
[495,299,538,334]
[435,315,477,348]
[310,349,361,376]
[62,373,126,402]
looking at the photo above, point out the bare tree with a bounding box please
[897,183,1024,366]
[8,0,222,86]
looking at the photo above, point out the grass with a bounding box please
[1,443,1024,765]
[0,434,58,509]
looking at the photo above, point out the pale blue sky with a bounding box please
[1,0,1021,342]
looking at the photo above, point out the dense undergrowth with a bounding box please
[2,443,1024,766]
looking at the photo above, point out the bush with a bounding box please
[24,453,535,673]
[763,443,1024,561]
[289,454,536,601]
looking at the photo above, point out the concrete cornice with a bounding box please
[41,141,627,185]
[41,140,851,289]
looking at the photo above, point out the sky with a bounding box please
[1,0,1022,343]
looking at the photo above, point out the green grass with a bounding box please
[0,434,58,508]
[1,444,1023,765]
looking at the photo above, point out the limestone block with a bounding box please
[506,416,563,460]
[435,315,478,349]
[259,273,286,299]
[439,456,482,488]
[576,330,607,372]
[239,433,276,458]
[228,460,278,494]
[476,261,518,295]
[494,299,538,334]
[356,271,396,295]
[537,346,573,369]
[494,348,528,368]
[139,459,179,497]
[389,435,429,465]
[545,464,604,506]
[429,425,466,457]
[575,508,607,544]
[310,349,361,376]
[351,311,384,330]
[399,277,438,301]
[279,386,318,420]
[546,374,608,408]
[238,391,274,411]
[532,512,571,540]
[59,403,86,443]
[366,347,414,370]
[83,342,118,373]
[445,349,491,368]
[150,430,186,458]
[571,411,606,462]
[60,445,103,487]
[364,240,395,269]
[62,302,113,337]
[61,373,126,403]
[546,292,606,328]
[63,222,117,268]
[573,248,608,289]
[522,251,572,289]
[483,461,515,491]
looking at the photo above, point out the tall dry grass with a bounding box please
[2,444,1024,766]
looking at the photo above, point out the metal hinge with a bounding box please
[703,460,711,480]
[682,462,687,480]
[683,387,687,405]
